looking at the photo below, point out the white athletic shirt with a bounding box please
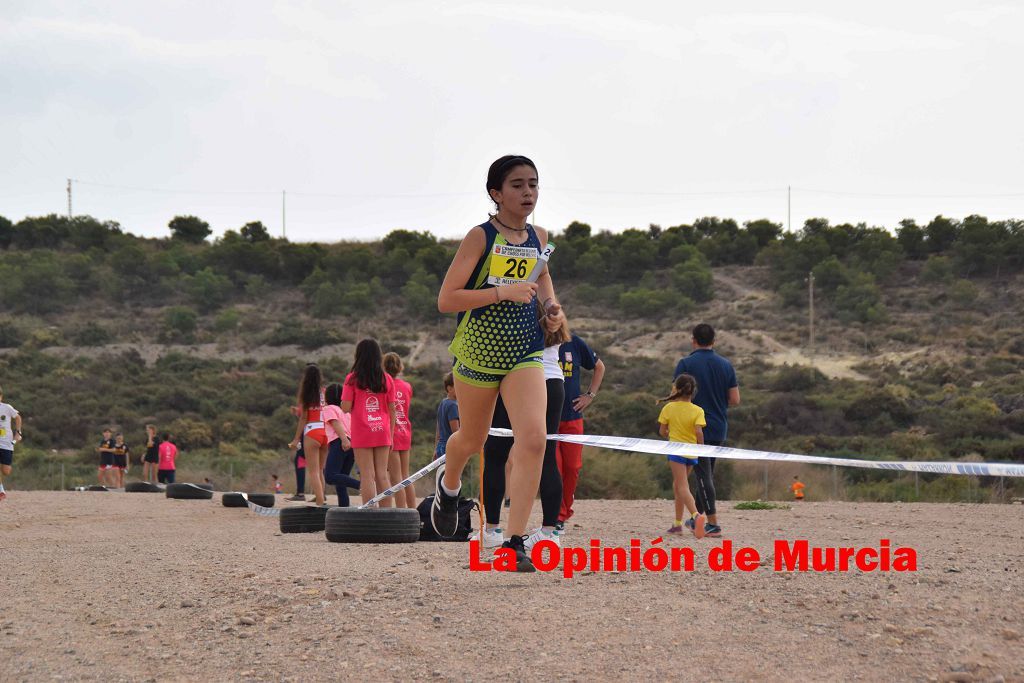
[0,402,20,450]
[542,345,564,382]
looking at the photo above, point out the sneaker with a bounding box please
[667,524,684,534]
[430,463,459,538]
[691,513,707,539]
[286,494,306,502]
[472,527,505,549]
[498,535,536,573]
[554,521,565,532]
[684,517,695,531]
[524,528,561,552]
[704,523,722,538]
[0,490,6,502]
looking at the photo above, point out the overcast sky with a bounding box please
[2,1,1022,242]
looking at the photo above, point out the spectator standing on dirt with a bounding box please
[288,405,307,501]
[97,428,116,487]
[157,434,178,484]
[555,323,605,530]
[434,373,460,461]
[673,323,740,539]
[0,384,24,502]
[322,383,361,507]
[142,425,160,484]
[341,338,398,508]
[480,313,570,551]
[113,432,130,488]
[791,476,805,501]
[384,352,416,509]
[288,364,329,506]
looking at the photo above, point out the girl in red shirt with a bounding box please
[383,352,415,509]
[342,339,398,507]
[289,364,328,506]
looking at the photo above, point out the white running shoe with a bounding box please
[524,528,561,552]
[471,527,504,549]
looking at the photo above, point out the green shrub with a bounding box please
[72,322,114,347]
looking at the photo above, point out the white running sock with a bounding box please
[440,480,461,498]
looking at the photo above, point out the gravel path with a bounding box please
[2,492,1021,682]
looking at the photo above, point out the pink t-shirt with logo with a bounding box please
[158,441,178,470]
[323,404,351,444]
[341,372,396,448]
[392,377,413,451]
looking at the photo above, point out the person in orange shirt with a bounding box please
[791,476,806,501]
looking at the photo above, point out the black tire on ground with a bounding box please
[325,507,420,543]
[222,492,248,507]
[245,493,275,507]
[279,505,330,533]
[125,481,162,493]
[222,492,276,508]
[166,483,215,500]
[86,485,109,492]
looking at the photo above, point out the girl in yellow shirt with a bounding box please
[657,374,707,538]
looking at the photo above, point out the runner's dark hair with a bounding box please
[324,382,343,407]
[350,338,386,393]
[486,155,538,209]
[657,373,698,404]
[297,364,323,409]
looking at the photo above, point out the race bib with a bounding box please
[487,243,539,286]
[0,428,5,438]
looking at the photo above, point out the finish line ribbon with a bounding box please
[359,455,446,509]
[487,429,1024,478]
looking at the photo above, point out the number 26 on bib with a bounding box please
[487,244,539,286]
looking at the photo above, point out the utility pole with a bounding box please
[808,271,815,350]
[282,190,287,239]
[787,185,791,232]
[67,179,73,219]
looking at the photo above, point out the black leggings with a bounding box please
[693,440,724,517]
[324,439,360,507]
[483,379,564,527]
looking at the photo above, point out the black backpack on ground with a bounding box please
[417,495,478,542]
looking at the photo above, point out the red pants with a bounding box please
[555,418,585,522]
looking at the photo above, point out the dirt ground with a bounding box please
[1,492,1022,682]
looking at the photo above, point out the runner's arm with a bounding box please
[695,425,704,445]
[14,414,22,443]
[659,423,669,438]
[728,387,741,406]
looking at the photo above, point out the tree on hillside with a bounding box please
[169,215,212,243]
[0,215,12,248]
[925,215,959,253]
[897,219,927,260]
[241,221,271,243]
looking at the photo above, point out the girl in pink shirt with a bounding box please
[383,352,416,509]
[288,364,328,506]
[341,339,398,507]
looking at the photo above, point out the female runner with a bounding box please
[432,154,564,572]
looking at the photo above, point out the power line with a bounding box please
[793,187,1024,199]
